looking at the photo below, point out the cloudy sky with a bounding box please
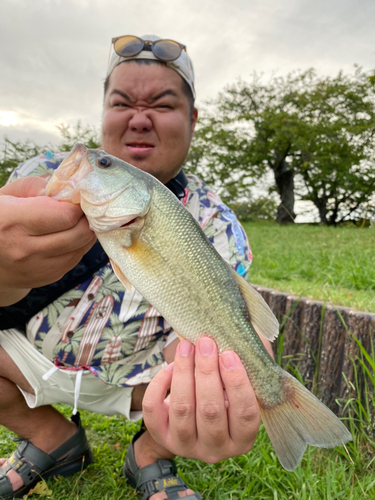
[0,0,374,147]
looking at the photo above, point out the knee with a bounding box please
[0,347,34,393]
[0,376,24,405]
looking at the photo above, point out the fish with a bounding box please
[46,142,352,471]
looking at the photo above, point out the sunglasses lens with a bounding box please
[153,40,182,61]
[114,36,144,57]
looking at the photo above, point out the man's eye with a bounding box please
[113,102,130,108]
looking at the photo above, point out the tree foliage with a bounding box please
[57,122,101,151]
[0,122,101,187]
[0,139,47,187]
[187,67,375,225]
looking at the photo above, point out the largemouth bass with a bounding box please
[46,143,352,471]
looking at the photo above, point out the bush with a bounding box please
[228,196,277,222]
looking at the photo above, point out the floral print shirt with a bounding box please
[8,151,252,387]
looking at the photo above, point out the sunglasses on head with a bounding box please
[111,35,187,62]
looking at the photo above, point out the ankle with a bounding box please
[30,418,78,455]
[133,430,175,469]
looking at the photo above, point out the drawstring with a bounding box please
[42,363,85,415]
[42,365,59,381]
[73,370,83,416]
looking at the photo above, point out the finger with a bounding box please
[168,340,197,454]
[195,337,228,451]
[0,177,48,197]
[41,237,97,284]
[142,363,173,447]
[219,351,260,451]
[13,196,85,235]
[1,177,86,235]
[31,215,96,257]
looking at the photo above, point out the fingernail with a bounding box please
[198,337,214,356]
[221,351,237,370]
[178,340,193,356]
[165,362,174,372]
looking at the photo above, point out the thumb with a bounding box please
[0,176,48,198]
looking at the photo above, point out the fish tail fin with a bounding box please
[259,370,352,471]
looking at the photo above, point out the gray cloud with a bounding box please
[0,0,373,144]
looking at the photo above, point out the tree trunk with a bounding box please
[312,194,328,224]
[273,158,296,224]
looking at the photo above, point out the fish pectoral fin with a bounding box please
[109,258,132,292]
[230,267,279,342]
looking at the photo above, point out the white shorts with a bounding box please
[0,330,142,421]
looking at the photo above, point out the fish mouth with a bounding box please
[45,143,91,203]
[120,217,139,228]
[87,213,145,234]
[81,187,150,234]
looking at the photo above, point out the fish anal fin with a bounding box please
[109,258,132,292]
[259,370,352,471]
[230,267,279,342]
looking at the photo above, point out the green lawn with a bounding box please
[1,404,373,500]
[244,222,375,313]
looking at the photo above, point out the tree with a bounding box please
[187,67,375,225]
[185,110,266,207]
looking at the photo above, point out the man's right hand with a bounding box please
[0,176,96,306]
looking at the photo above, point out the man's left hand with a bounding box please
[142,336,260,463]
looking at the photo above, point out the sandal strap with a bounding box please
[137,462,187,500]
[0,474,13,496]
[4,441,55,485]
[0,412,93,499]
[123,428,202,500]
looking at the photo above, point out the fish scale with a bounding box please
[46,142,352,472]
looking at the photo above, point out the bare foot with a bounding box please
[0,459,23,491]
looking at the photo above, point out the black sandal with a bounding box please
[0,412,93,499]
[123,428,202,500]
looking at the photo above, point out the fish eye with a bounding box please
[98,156,112,168]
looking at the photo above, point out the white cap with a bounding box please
[106,34,195,99]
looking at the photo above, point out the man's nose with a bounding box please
[128,110,152,132]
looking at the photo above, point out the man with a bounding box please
[0,35,271,500]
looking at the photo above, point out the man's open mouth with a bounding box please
[127,143,154,150]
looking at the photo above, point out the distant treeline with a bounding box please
[1,67,375,226]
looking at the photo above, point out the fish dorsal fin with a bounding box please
[109,258,132,293]
[230,267,279,342]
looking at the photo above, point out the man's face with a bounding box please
[102,62,197,184]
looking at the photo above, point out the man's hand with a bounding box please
[143,336,260,463]
[0,176,96,306]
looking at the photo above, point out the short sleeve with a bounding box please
[183,174,253,280]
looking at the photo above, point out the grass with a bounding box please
[1,221,374,499]
[1,401,372,500]
[243,221,375,313]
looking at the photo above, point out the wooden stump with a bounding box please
[253,284,375,416]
